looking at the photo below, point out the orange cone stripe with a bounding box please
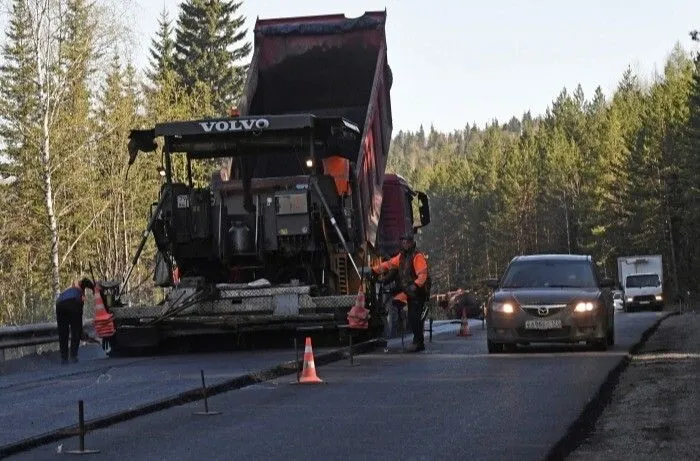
[298,337,323,383]
[93,287,116,338]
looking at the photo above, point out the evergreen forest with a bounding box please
[0,0,698,324]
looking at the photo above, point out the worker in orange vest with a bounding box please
[55,277,94,364]
[372,231,431,352]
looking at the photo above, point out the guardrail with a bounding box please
[0,320,94,361]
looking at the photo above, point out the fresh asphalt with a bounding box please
[0,342,336,448]
[4,311,664,461]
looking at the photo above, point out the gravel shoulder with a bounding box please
[567,308,700,461]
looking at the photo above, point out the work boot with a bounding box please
[61,357,68,365]
[406,343,425,353]
[70,356,78,363]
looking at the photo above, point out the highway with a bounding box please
[2,311,666,460]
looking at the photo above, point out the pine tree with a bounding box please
[174,0,251,113]
[0,0,39,187]
[681,56,700,290]
[54,0,101,280]
[0,0,49,323]
[147,7,176,86]
[0,0,38,152]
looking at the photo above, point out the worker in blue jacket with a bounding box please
[55,278,94,364]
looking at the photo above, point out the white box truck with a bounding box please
[617,255,664,312]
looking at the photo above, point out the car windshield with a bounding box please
[626,274,660,288]
[500,259,597,289]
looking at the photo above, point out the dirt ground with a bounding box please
[567,308,700,461]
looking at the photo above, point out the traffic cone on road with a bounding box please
[298,337,323,384]
[347,285,369,329]
[93,285,115,339]
[457,307,471,337]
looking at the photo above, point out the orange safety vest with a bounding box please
[373,250,430,305]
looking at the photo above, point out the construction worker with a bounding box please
[55,278,94,364]
[372,231,430,352]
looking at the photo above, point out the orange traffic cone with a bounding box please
[93,285,115,338]
[347,286,369,329]
[457,307,471,337]
[298,337,323,384]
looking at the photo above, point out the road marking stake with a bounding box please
[193,370,221,416]
[348,330,360,366]
[63,400,100,455]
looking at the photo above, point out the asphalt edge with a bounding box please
[543,311,680,461]
[0,337,385,459]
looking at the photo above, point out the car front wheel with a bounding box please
[607,325,615,346]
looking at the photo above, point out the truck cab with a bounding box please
[617,255,664,312]
[623,272,664,312]
[377,174,430,259]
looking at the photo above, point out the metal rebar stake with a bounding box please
[348,331,359,366]
[64,400,100,454]
[193,370,221,416]
[400,310,406,352]
[294,336,300,383]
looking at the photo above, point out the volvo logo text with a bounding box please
[199,118,270,133]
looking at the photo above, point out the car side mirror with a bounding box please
[600,278,616,289]
[410,191,430,228]
[485,279,499,289]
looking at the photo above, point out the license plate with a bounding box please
[640,301,650,305]
[525,319,562,330]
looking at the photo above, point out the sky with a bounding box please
[9,0,700,134]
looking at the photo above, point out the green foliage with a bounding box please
[0,2,698,325]
[147,7,176,86]
[173,0,251,114]
[391,43,700,298]
[0,0,49,323]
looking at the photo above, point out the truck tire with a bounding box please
[487,340,504,353]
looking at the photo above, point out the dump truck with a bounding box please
[102,11,430,355]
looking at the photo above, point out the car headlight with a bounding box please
[491,302,515,314]
[574,302,595,312]
[626,297,633,303]
[655,295,663,301]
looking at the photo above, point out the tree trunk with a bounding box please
[40,100,60,298]
[122,190,130,293]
